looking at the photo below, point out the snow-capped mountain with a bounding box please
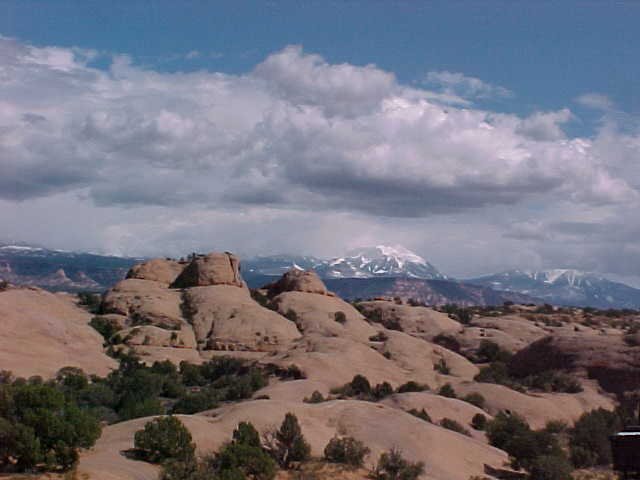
[468,269,640,309]
[243,245,445,281]
[315,245,446,280]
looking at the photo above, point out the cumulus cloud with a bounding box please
[1,37,640,277]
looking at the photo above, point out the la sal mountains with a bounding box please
[1,242,639,308]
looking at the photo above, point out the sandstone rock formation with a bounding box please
[267,268,329,296]
[126,258,185,285]
[0,287,116,378]
[171,252,243,288]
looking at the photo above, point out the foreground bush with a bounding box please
[324,436,370,467]
[134,416,195,464]
[0,380,100,472]
[373,448,425,480]
[569,408,621,467]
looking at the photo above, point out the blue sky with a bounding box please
[3,1,638,131]
[1,1,640,280]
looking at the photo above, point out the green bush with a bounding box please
[471,413,487,431]
[433,358,450,375]
[438,383,456,398]
[373,382,394,400]
[214,422,276,480]
[373,448,425,480]
[569,408,621,467]
[270,413,310,468]
[324,436,370,467]
[476,340,512,363]
[408,408,432,423]
[439,418,471,436]
[397,381,429,393]
[462,392,485,409]
[334,311,347,324]
[134,416,196,464]
[529,455,573,480]
[303,390,325,403]
[0,381,101,471]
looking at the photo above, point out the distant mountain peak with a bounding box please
[320,244,445,280]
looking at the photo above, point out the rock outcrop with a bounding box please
[0,287,116,378]
[267,269,329,296]
[508,333,640,394]
[171,252,243,288]
[126,258,185,285]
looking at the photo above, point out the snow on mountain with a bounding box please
[468,269,640,309]
[317,245,446,280]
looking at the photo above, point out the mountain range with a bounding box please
[2,242,639,308]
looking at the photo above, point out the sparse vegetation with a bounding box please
[438,383,456,398]
[266,413,311,468]
[569,408,621,468]
[334,311,347,324]
[134,416,196,464]
[439,417,471,436]
[372,448,425,480]
[324,436,370,467]
[471,413,487,430]
[408,408,432,423]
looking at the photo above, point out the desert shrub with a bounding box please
[474,362,525,392]
[397,381,429,393]
[134,416,195,464]
[324,436,370,467]
[486,412,563,471]
[373,448,425,480]
[408,408,432,423]
[439,418,471,436]
[172,390,218,414]
[471,413,487,431]
[522,371,583,393]
[372,381,394,400]
[543,420,568,435]
[432,333,461,353]
[213,422,276,480]
[303,390,325,404]
[476,340,512,363]
[268,413,310,468]
[350,374,372,396]
[78,292,102,313]
[462,392,485,409]
[441,304,473,324]
[434,358,450,375]
[438,383,456,398]
[529,455,573,480]
[334,311,347,324]
[285,309,298,323]
[89,316,119,344]
[0,381,101,471]
[569,408,621,467]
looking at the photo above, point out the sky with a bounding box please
[1,1,640,280]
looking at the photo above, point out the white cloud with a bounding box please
[576,92,614,110]
[424,70,513,101]
[1,37,639,277]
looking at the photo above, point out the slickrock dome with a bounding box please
[171,252,243,288]
[126,258,185,285]
[268,268,328,296]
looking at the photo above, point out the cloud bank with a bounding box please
[1,37,639,278]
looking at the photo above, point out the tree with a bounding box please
[569,408,621,467]
[134,416,196,464]
[269,413,311,468]
[214,422,276,480]
[324,436,370,467]
[471,413,487,431]
[373,448,425,480]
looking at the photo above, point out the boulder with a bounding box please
[268,269,328,296]
[171,252,243,288]
[126,258,185,285]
